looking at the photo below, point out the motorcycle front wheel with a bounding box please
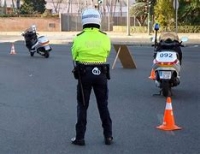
[44,52,49,58]
[29,51,34,57]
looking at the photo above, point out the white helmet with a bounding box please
[81,8,101,27]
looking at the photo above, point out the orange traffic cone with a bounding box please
[157,97,181,131]
[148,68,156,80]
[10,43,16,55]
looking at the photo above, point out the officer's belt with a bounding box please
[75,62,110,79]
[78,62,106,65]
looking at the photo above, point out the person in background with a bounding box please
[22,25,37,51]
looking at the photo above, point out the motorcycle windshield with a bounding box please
[159,32,179,42]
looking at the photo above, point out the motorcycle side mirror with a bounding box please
[154,23,160,31]
[181,37,188,42]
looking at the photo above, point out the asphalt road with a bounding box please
[0,42,200,154]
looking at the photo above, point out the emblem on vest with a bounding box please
[92,67,101,75]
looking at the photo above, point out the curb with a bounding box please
[0,32,199,46]
[1,39,199,47]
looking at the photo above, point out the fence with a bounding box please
[60,13,138,31]
[1,16,199,33]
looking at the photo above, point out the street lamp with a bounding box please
[173,0,179,33]
[146,0,151,35]
[98,0,103,3]
[95,0,103,11]
[127,0,130,36]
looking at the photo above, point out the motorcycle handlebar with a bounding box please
[152,41,184,47]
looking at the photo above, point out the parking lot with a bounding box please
[0,42,200,154]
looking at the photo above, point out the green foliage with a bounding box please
[20,0,46,14]
[130,2,146,16]
[41,10,59,18]
[113,26,200,33]
[154,0,174,27]
[178,0,200,25]
[130,1,148,26]
[178,25,200,33]
[130,0,160,26]
[152,0,200,26]
[20,2,34,14]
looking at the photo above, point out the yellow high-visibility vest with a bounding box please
[71,28,111,63]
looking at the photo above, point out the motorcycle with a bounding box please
[22,25,52,58]
[150,23,188,97]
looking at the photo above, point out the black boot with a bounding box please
[104,137,113,145]
[71,137,85,146]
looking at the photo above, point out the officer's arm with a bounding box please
[105,36,111,56]
[71,38,78,61]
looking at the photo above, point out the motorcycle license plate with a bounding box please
[159,71,172,79]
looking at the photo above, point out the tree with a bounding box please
[154,0,174,28]
[50,0,66,14]
[130,0,152,25]
[20,0,46,14]
[178,0,200,25]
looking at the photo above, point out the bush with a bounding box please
[113,26,200,33]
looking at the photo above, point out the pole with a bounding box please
[127,0,130,36]
[108,0,111,31]
[147,0,151,35]
[147,9,150,35]
[175,0,178,33]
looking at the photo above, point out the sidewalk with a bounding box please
[0,31,199,45]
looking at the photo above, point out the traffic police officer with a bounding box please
[22,25,37,51]
[71,8,113,146]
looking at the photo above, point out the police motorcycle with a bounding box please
[22,25,52,58]
[150,23,188,97]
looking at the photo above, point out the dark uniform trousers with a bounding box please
[75,65,112,140]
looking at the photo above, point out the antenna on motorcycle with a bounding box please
[154,23,160,49]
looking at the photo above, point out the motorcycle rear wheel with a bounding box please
[162,80,172,97]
